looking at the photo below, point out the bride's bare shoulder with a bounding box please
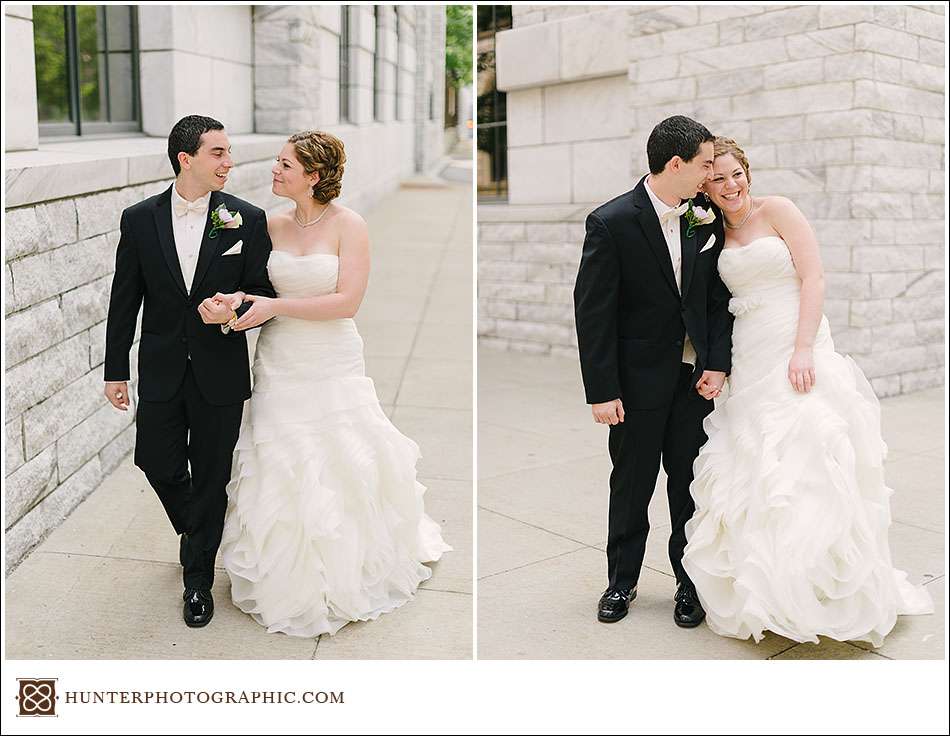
[758,196,802,216]
[758,195,808,227]
[331,204,368,232]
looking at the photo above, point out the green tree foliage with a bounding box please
[33,5,69,121]
[445,5,472,87]
[77,5,103,121]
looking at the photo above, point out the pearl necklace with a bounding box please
[724,197,755,230]
[294,204,330,228]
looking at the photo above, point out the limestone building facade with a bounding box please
[3,4,449,567]
[478,4,945,398]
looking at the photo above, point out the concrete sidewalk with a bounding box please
[477,347,945,660]
[5,169,473,660]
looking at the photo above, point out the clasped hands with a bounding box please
[197,291,277,331]
[591,370,727,425]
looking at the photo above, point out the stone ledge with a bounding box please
[497,9,628,91]
[4,134,290,208]
[478,203,598,223]
[4,6,32,21]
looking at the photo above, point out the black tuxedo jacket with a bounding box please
[104,186,276,406]
[574,176,733,410]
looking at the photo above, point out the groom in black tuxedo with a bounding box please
[104,115,275,627]
[574,116,733,626]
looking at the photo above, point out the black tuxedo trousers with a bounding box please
[607,363,714,590]
[135,361,243,590]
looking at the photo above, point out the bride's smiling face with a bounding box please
[704,154,750,214]
[271,142,319,199]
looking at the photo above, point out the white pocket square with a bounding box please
[699,234,716,253]
[221,240,243,256]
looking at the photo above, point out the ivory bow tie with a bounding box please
[174,198,209,217]
[660,202,689,224]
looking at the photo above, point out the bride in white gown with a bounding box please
[217,131,450,637]
[681,137,932,648]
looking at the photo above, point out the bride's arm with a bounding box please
[233,212,370,329]
[769,197,825,392]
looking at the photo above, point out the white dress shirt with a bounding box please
[644,175,696,366]
[171,186,211,294]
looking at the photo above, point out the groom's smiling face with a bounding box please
[179,129,233,193]
[673,141,715,199]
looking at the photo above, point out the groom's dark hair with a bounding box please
[168,115,225,176]
[647,115,714,175]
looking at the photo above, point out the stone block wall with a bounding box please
[415,8,448,174]
[480,4,946,397]
[253,5,404,131]
[253,6,445,180]
[3,147,282,570]
[496,7,632,204]
[138,5,256,136]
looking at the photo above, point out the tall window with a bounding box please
[33,5,140,137]
[373,6,382,121]
[477,6,511,200]
[394,8,402,120]
[339,6,351,123]
[444,81,457,129]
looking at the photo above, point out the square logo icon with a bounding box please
[17,679,57,717]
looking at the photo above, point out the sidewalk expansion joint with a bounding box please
[35,549,221,571]
[478,546,589,582]
[417,586,472,596]
[890,517,944,535]
[767,642,801,660]
[478,506,593,550]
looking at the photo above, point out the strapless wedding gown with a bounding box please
[220,251,451,637]
[681,236,932,647]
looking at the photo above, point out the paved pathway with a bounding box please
[6,160,473,660]
[478,347,944,660]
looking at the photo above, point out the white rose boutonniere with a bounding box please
[209,205,243,239]
[683,200,716,238]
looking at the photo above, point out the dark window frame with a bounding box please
[339,5,351,123]
[477,5,511,202]
[444,77,457,129]
[373,5,382,121]
[394,7,402,121]
[36,5,141,138]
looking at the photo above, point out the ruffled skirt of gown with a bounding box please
[220,315,451,638]
[682,239,932,648]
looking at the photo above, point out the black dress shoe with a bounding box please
[183,588,214,628]
[597,586,637,623]
[673,581,705,628]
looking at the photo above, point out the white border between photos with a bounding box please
[2,2,949,735]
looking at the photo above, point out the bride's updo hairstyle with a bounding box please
[713,136,752,185]
[287,130,346,204]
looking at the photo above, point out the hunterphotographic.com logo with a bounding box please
[16,678,58,717]
[13,678,343,716]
